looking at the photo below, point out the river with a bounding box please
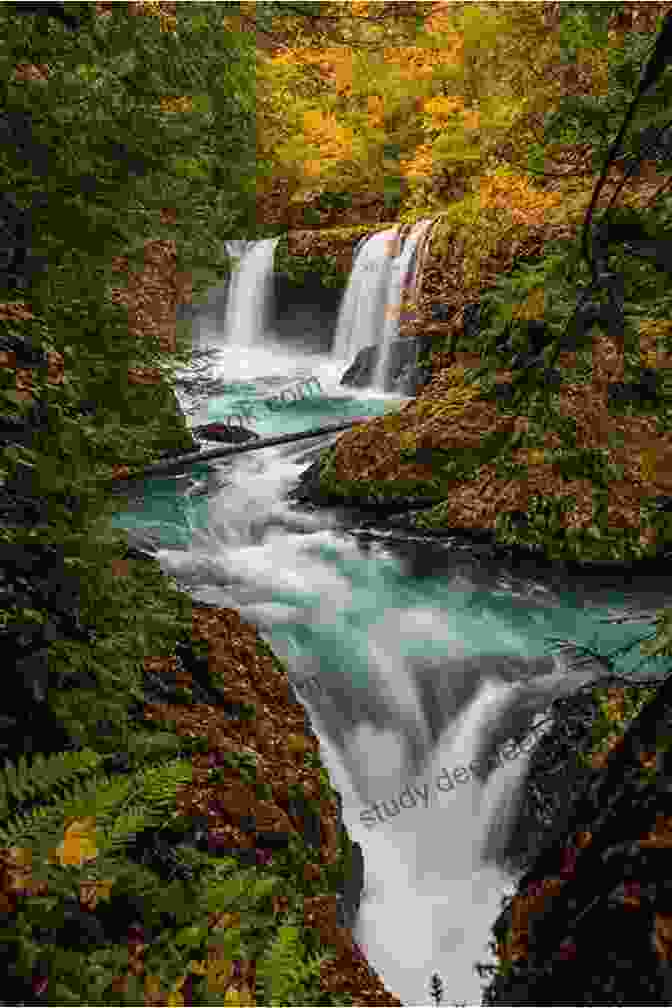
[109,258,672,1006]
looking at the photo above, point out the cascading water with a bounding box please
[332,219,433,392]
[113,235,672,1006]
[222,237,280,347]
[372,218,434,391]
[331,226,400,366]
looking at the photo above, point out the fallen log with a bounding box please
[106,417,374,485]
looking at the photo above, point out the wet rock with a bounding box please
[429,301,452,324]
[335,837,365,929]
[339,339,426,395]
[339,345,380,389]
[383,339,420,391]
[191,421,260,444]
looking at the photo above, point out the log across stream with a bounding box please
[107,416,373,485]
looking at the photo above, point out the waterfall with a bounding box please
[331,225,400,366]
[331,219,434,392]
[372,218,434,391]
[222,237,280,347]
[318,675,541,1007]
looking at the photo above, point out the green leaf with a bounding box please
[1,390,25,406]
[174,922,208,948]
[171,155,210,180]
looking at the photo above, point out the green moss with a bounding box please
[274,240,351,291]
[273,225,384,291]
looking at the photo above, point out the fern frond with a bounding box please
[0,747,105,817]
[0,770,134,856]
[256,924,307,1006]
[120,728,193,764]
[205,869,285,917]
[96,757,194,859]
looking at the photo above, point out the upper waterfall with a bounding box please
[331,219,434,392]
[223,237,281,347]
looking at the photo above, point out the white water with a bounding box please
[302,678,544,1006]
[331,221,433,391]
[114,236,672,1006]
[372,218,434,391]
[332,225,399,366]
[222,237,280,348]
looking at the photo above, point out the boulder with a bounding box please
[384,338,420,393]
[191,421,260,444]
[429,301,452,324]
[339,345,380,388]
[462,300,492,346]
[339,338,427,395]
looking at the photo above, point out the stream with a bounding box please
[109,304,672,1006]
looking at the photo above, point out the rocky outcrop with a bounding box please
[273,269,343,354]
[339,337,430,395]
[482,674,672,1005]
[339,345,379,388]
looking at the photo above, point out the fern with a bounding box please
[95,757,195,859]
[205,867,286,918]
[256,924,311,1006]
[0,746,105,817]
[0,754,194,867]
[117,727,195,764]
[0,771,136,861]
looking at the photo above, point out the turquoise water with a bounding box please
[108,338,672,1006]
[202,383,397,436]
[110,376,672,693]
[110,375,401,548]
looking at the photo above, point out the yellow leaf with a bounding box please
[223,987,256,1006]
[79,878,114,910]
[527,449,546,466]
[49,818,98,867]
[160,96,193,114]
[640,449,657,483]
[513,287,546,321]
[144,975,163,999]
[303,159,323,178]
[187,960,208,977]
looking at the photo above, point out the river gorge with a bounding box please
[107,234,672,1005]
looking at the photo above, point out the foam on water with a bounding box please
[112,246,672,1006]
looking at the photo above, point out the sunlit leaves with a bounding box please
[478,169,564,230]
[160,96,194,114]
[421,94,467,132]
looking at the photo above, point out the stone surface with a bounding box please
[339,338,427,394]
[273,270,343,354]
[191,421,260,444]
[339,345,380,388]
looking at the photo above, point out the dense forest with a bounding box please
[3,2,672,1004]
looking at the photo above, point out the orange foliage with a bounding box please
[478,171,563,229]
